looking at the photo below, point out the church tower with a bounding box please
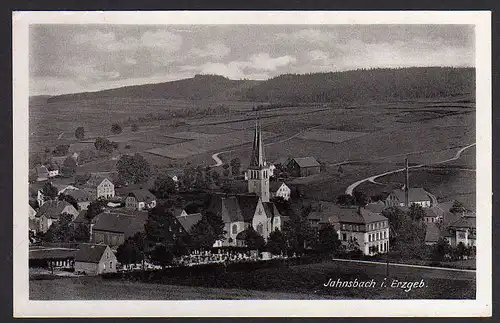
[247,117,270,202]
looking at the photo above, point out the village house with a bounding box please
[83,173,115,199]
[269,181,291,200]
[364,201,386,215]
[29,204,38,233]
[330,205,390,256]
[64,188,93,210]
[36,165,49,182]
[287,157,321,177]
[125,189,157,210]
[34,200,79,233]
[47,165,59,178]
[74,243,117,275]
[444,214,476,248]
[385,187,435,208]
[91,210,149,248]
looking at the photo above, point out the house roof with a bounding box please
[365,201,386,214]
[65,188,92,202]
[269,181,287,192]
[84,173,113,188]
[51,156,67,167]
[333,205,388,225]
[448,215,476,229]
[29,248,78,260]
[128,189,156,202]
[74,244,108,263]
[425,222,443,243]
[92,211,148,238]
[36,166,49,176]
[273,157,290,166]
[292,157,320,168]
[36,200,76,219]
[390,188,433,203]
[176,213,202,232]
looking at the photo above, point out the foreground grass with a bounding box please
[30,259,475,300]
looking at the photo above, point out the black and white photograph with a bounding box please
[12,11,491,317]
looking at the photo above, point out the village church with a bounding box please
[209,119,285,247]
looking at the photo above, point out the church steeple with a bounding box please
[247,113,270,202]
[249,114,265,168]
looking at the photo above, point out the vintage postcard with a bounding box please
[12,11,491,317]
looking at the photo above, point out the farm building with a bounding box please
[83,174,115,199]
[125,189,157,211]
[269,182,291,201]
[385,188,435,208]
[74,243,117,275]
[29,247,77,269]
[34,200,79,233]
[91,210,149,248]
[287,157,321,177]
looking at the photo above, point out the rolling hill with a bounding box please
[45,67,475,104]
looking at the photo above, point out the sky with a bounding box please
[29,24,475,96]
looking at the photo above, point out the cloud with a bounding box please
[72,30,182,53]
[190,42,231,60]
[277,29,335,43]
[307,50,329,61]
[248,53,297,71]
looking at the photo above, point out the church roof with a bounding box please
[236,194,260,222]
[221,196,244,222]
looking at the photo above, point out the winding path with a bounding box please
[345,143,476,195]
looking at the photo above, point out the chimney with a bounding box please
[404,157,409,207]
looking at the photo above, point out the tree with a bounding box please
[450,200,467,214]
[408,204,425,221]
[52,144,70,157]
[58,193,79,210]
[111,123,123,134]
[144,205,179,247]
[131,124,139,132]
[266,229,287,255]
[41,182,58,201]
[315,223,341,255]
[75,127,85,140]
[94,137,110,154]
[152,174,177,198]
[149,245,174,269]
[353,191,369,206]
[43,213,89,243]
[203,210,225,241]
[189,217,217,250]
[116,153,151,185]
[75,172,91,185]
[337,194,356,206]
[222,169,230,177]
[241,227,266,250]
[230,158,241,176]
[85,200,107,222]
[211,170,220,185]
[431,237,452,261]
[61,156,77,177]
[29,154,42,169]
[116,238,142,269]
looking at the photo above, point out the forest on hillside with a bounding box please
[243,67,475,104]
[46,67,475,104]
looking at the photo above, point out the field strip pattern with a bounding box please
[296,128,369,143]
[147,130,276,159]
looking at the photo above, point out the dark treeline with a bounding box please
[243,67,475,103]
[46,67,474,104]
[47,74,260,103]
